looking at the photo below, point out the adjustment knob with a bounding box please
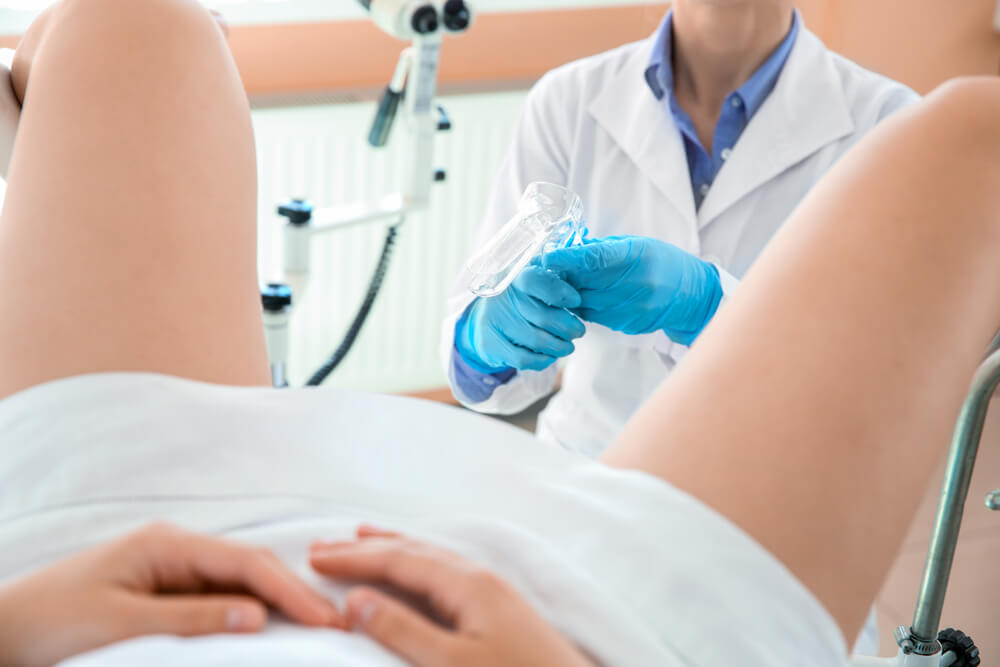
[277,199,313,225]
[938,628,980,667]
[261,282,293,313]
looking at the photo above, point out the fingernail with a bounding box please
[316,599,341,625]
[352,597,377,630]
[227,605,265,632]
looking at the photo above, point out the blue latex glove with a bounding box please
[541,235,723,345]
[456,264,587,372]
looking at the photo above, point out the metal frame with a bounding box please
[851,337,1000,665]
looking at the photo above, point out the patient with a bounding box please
[1,0,999,665]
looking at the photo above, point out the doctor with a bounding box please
[442,1,918,457]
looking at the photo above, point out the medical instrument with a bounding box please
[466,182,585,298]
[263,0,474,388]
[847,345,1000,667]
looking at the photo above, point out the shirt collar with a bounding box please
[644,9,800,118]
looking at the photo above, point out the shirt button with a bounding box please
[699,184,710,196]
[721,148,732,161]
[730,97,742,108]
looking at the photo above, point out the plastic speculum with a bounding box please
[466,182,585,297]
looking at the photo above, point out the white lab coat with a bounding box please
[442,24,919,459]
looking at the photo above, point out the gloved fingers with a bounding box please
[572,307,627,332]
[573,307,602,324]
[538,307,587,341]
[514,296,586,341]
[501,320,576,359]
[540,239,634,289]
[512,265,581,309]
[576,286,646,314]
[572,307,652,335]
[495,336,559,372]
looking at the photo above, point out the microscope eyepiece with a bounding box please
[442,0,470,31]
[411,5,439,34]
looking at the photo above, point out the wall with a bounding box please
[177,1,1000,95]
[822,0,1000,94]
[3,2,998,93]
[193,1,1000,95]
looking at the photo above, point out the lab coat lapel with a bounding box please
[697,28,855,227]
[587,39,699,230]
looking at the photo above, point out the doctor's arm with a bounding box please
[0,523,341,667]
[443,72,582,413]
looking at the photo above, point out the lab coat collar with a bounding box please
[588,38,699,228]
[697,27,855,225]
[587,25,854,231]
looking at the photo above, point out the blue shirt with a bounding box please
[452,11,799,402]
[645,9,799,208]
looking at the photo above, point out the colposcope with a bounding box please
[262,0,474,388]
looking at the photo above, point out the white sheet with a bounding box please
[0,373,846,666]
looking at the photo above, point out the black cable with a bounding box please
[306,224,399,386]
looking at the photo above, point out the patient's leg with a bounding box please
[606,79,1000,637]
[603,77,1000,642]
[0,0,268,400]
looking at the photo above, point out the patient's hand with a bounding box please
[0,522,342,667]
[310,526,595,667]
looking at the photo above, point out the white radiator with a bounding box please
[252,89,528,392]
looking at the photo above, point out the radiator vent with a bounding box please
[250,90,373,110]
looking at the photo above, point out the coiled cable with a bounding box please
[306,224,399,386]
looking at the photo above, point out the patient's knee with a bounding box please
[926,77,1000,154]
[31,0,234,105]
[52,0,226,54]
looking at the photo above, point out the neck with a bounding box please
[671,1,793,109]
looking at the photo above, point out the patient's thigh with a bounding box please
[0,0,269,400]
[603,79,1000,641]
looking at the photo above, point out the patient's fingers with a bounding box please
[345,587,469,667]
[124,594,269,637]
[311,532,592,667]
[126,523,343,628]
[356,525,401,538]
[309,537,481,624]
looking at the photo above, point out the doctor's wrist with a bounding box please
[661,260,724,346]
[454,315,513,375]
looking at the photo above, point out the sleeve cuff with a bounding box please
[451,346,518,403]
[715,264,740,301]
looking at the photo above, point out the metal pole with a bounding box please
[990,328,1000,354]
[911,348,1000,640]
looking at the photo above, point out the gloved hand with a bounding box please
[541,235,723,345]
[456,264,586,373]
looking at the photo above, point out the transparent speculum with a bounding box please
[466,182,585,298]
